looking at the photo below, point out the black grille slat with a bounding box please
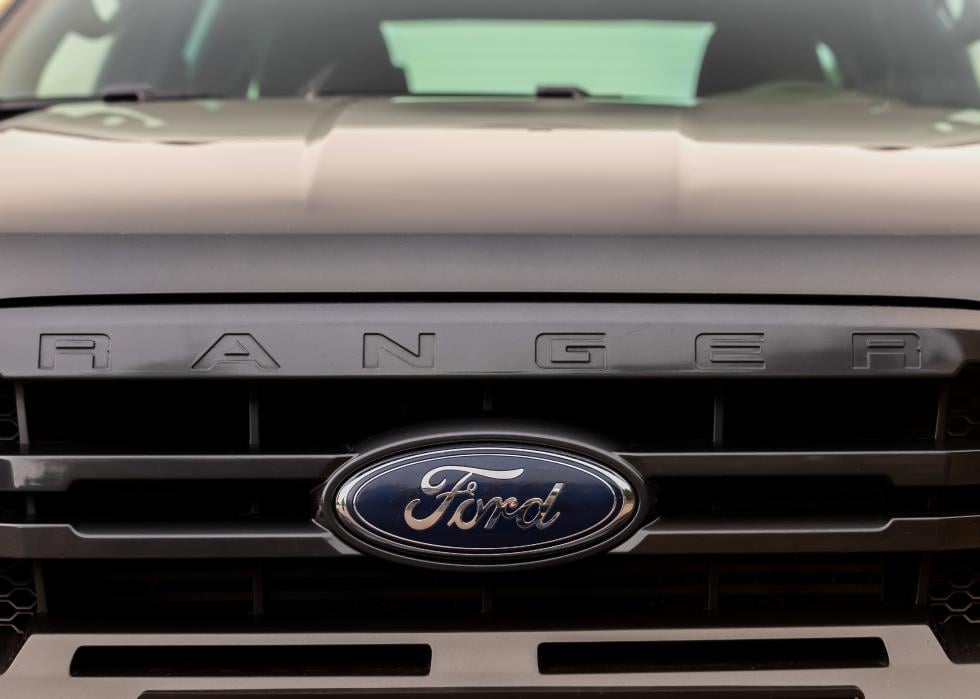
[28,478,973,526]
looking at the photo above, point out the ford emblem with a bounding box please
[317,438,647,570]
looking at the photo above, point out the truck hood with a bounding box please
[3,92,980,304]
[3,92,980,236]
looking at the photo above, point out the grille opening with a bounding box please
[0,495,27,524]
[538,637,889,674]
[260,380,492,451]
[70,643,432,677]
[932,487,980,516]
[0,560,36,675]
[656,477,932,520]
[258,379,715,451]
[947,366,980,444]
[717,557,917,611]
[723,379,940,450]
[41,555,920,630]
[24,381,249,451]
[263,560,488,620]
[0,383,18,453]
[33,480,320,525]
[929,551,980,627]
[487,379,714,450]
[0,562,36,635]
[46,560,258,618]
[929,550,980,663]
[0,632,23,677]
[11,376,952,453]
[931,623,980,665]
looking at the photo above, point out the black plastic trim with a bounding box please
[538,638,888,674]
[0,455,352,491]
[625,450,980,486]
[1,450,978,492]
[0,521,346,558]
[623,514,980,554]
[0,513,976,559]
[71,644,432,677]
[139,689,866,699]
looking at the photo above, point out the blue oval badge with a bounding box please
[318,442,644,569]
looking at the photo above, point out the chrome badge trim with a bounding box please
[316,436,647,570]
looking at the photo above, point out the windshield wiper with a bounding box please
[0,88,221,121]
[314,86,608,100]
[96,84,222,103]
[535,85,592,99]
[0,97,83,120]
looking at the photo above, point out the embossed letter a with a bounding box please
[192,334,280,371]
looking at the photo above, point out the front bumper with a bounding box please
[0,625,973,699]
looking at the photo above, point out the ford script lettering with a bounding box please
[318,442,644,570]
[403,466,563,532]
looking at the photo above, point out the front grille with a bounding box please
[2,353,980,666]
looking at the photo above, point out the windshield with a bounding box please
[1,0,980,108]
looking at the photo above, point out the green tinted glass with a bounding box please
[381,19,716,104]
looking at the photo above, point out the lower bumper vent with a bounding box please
[538,638,889,674]
[70,644,432,678]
